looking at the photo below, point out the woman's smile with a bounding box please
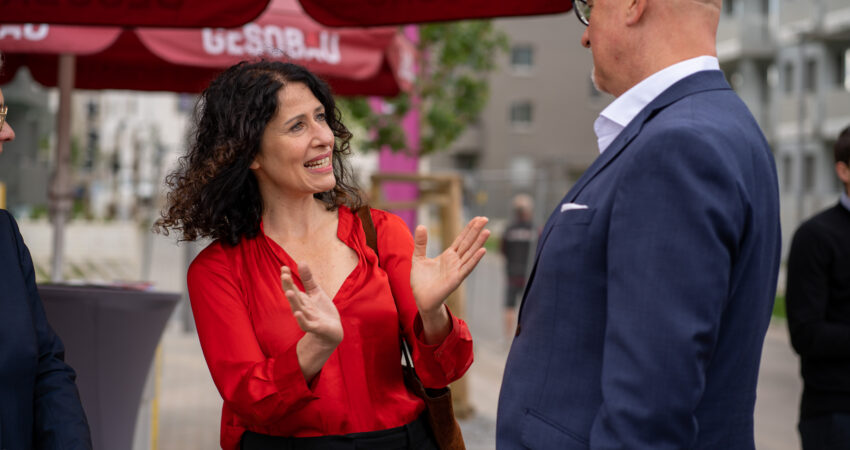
[304,153,333,172]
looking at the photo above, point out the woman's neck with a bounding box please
[262,195,333,242]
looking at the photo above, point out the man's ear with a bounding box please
[836,161,850,190]
[625,0,648,25]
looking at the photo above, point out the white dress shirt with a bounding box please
[594,56,721,154]
[841,191,850,212]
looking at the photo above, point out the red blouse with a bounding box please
[187,206,474,450]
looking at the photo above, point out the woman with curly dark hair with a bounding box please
[157,60,489,450]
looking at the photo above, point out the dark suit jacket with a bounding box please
[497,71,782,449]
[0,210,92,449]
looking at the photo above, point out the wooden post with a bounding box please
[370,173,473,418]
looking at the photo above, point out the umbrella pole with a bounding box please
[50,53,75,282]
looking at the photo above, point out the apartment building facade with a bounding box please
[719,0,850,252]
[428,12,610,227]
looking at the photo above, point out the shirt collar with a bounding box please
[594,55,721,154]
[841,190,850,212]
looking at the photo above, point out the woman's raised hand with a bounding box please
[410,217,490,315]
[281,264,344,346]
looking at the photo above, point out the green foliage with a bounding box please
[773,295,786,318]
[338,21,509,155]
[30,204,49,220]
[70,136,82,166]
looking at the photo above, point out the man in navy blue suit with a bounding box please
[0,60,92,449]
[497,1,782,448]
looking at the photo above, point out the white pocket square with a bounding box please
[561,202,589,212]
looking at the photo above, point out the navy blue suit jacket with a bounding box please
[0,210,91,449]
[497,71,782,449]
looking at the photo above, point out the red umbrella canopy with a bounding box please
[297,0,572,27]
[0,0,415,96]
[2,0,271,28]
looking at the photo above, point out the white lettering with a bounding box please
[263,25,285,56]
[285,28,304,59]
[243,24,263,56]
[198,24,341,63]
[226,31,244,55]
[319,32,340,64]
[0,24,50,41]
[202,28,225,55]
[0,26,23,40]
[23,24,49,41]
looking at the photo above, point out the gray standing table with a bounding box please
[38,284,180,450]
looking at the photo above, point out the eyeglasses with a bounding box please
[573,0,591,26]
[0,105,6,132]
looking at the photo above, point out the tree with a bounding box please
[338,21,509,155]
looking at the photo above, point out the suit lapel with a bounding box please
[518,71,732,314]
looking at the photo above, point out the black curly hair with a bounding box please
[156,60,363,246]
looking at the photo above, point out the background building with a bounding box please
[430,0,850,257]
[428,13,610,229]
[719,0,850,256]
[0,69,52,215]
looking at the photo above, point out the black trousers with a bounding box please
[799,413,850,450]
[240,413,439,450]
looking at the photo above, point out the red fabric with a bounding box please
[2,0,270,28]
[298,0,572,27]
[0,0,415,96]
[187,206,473,450]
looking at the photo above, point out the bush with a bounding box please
[772,295,786,318]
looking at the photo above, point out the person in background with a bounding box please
[500,194,534,339]
[786,124,850,450]
[0,55,93,450]
[156,60,489,450]
[497,0,782,448]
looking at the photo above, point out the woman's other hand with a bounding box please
[281,264,344,346]
[410,216,490,317]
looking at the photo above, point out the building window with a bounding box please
[510,101,533,128]
[453,153,479,171]
[784,62,794,94]
[805,59,817,93]
[86,100,98,119]
[510,45,534,72]
[839,47,850,91]
[803,154,816,193]
[783,155,793,192]
[723,0,735,16]
[759,64,771,104]
[767,64,779,90]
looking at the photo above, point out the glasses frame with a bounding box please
[573,0,590,26]
[0,104,6,131]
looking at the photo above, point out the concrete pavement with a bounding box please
[157,253,803,449]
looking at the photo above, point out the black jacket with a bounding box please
[786,202,850,418]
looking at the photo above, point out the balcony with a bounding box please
[821,88,850,137]
[824,1,850,34]
[717,13,773,62]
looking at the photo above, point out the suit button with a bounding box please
[514,324,521,337]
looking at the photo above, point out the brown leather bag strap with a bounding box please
[355,206,378,258]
